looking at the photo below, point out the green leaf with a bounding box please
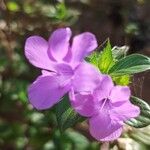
[55,96,84,131]
[126,96,150,128]
[112,75,130,86]
[112,45,129,60]
[98,40,115,73]
[86,52,99,67]
[108,45,130,85]
[108,54,150,76]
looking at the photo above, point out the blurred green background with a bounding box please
[0,0,150,149]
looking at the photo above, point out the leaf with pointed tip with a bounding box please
[98,40,115,73]
[108,54,150,76]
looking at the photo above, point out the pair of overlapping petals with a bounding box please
[25,28,101,110]
[70,75,140,141]
[25,27,140,141]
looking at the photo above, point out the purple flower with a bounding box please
[70,75,140,141]
[25,27,101,110]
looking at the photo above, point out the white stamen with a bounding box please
[100,98,108,111]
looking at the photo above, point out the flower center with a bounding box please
[100,98,110,111]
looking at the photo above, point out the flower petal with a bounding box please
[25,36,55,71]
[89,112,122,141]
[28,74,71,110]
[69,91,99,117]
[110,86,131,103]
[41,70,56,76]
[71,32,98,63]
[54,63,74,76]
[48,28,71,61]
[94,75,114,101]
[73,62,101,92]
[111,101,140,122]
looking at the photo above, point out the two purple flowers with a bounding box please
[25,27,140,141]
